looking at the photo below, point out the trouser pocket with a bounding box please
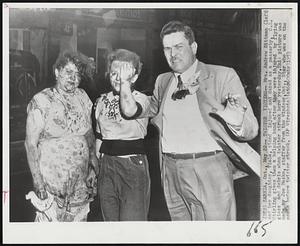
[129,155,146,166]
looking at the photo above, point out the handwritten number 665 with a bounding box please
[247,221,273,237]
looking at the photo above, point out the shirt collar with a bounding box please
[174,59,198,84]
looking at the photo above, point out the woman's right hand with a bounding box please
[37,189,48,200]
[34,179,48,200]
[35,186,48,200]
[119,62,136,84]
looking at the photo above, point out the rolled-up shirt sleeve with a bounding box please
[123,90,150,119]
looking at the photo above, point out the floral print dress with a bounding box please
[27,87,93,221]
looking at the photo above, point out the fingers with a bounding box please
[86,176,93,188]
[87,177,97,191]
[225,93,248,113]
[86,167,98,188]
[226,93,239,102]
[226,93,240,106]
[119,62,135,82]
[37,189,48,200]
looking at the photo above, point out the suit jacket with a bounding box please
[141,61,260,179]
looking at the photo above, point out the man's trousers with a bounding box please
[162,151,236,221]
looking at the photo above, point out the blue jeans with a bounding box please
[98,154,150,221]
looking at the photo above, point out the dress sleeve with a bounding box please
[27,92,49,121]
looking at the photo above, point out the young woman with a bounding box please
[94,49,150,221]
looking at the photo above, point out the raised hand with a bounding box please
[119,62,136,84]
[214,93,247,127]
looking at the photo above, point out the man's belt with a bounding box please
[164,150,223,160]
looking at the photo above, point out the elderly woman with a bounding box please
[94,49,150,221]
[25,51,98,222]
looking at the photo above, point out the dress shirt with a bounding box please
[162,60,222,154]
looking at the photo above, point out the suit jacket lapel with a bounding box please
[151,72,174,131]
[160,73,174,109]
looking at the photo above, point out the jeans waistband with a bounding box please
[102,153,144,158]
[164,150,223,160]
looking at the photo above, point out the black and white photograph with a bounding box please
[3,2,297,244]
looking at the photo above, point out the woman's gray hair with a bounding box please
[53,51,82,74]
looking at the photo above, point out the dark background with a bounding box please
[9,8,260,222]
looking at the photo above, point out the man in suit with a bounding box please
[120,20,259,221]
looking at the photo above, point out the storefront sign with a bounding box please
[115,9,150,22]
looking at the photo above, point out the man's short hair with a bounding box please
[106,49,143,76]
[160,20,195,45]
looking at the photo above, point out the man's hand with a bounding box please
[214,93,247,127]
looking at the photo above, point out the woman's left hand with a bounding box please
[85,166,97,196]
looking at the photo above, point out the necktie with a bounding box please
[177,75,183,90]
[171,75,189,100]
